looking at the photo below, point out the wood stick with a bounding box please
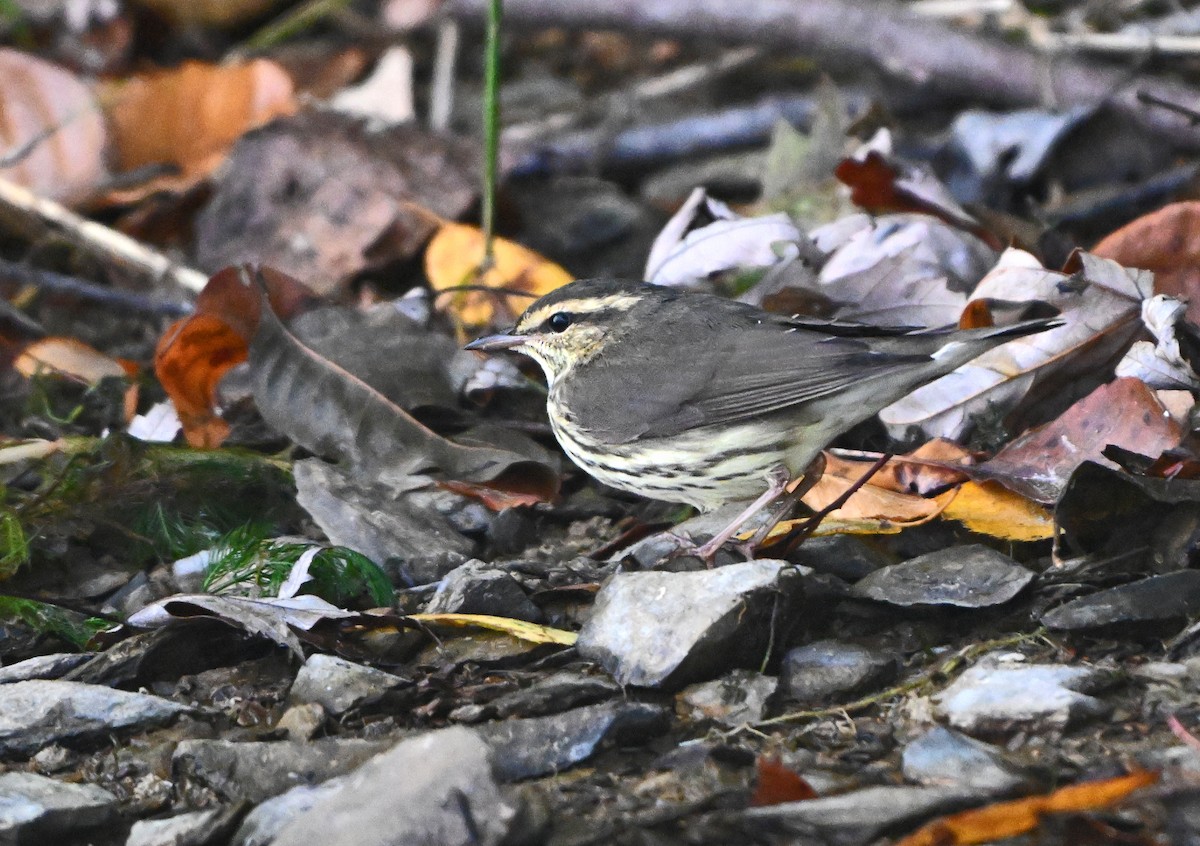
[0,177,208,296]
[445,0,1200,151]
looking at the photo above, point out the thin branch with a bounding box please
[0,258,192,317]
[446,0,1200,151]
[0,177,207,296]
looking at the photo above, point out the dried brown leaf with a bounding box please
[0,48,108,205]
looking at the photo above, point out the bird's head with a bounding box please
[465,278,657,386]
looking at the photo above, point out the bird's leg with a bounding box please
[768,452,893,555]
[694,461,814,562]
[739,454,828,552]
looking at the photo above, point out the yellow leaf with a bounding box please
[408,613,577,645]
[943,480,1054,541]
[425,222,572,326]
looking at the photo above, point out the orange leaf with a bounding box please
[425,222,572,326]
[750,757,819,806]
[155,315,247,448]
[153,265,319,447]
[103,60,296,199]
[896,770,1158,846]
[1094,201,1200,325]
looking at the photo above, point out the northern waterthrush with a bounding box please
[466,278,1058,557]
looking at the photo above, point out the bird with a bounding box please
[466,278,1058,559]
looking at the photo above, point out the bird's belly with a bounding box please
[548,412,789,510]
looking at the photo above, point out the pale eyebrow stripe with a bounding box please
[520,293,640,329]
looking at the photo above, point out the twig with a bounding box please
[772,452,893,555]
[746,629,1048,731]
[0,258,192,317]
[446,0,1200,152]
[0,178,207,296]
[509,90,869,176]
[1044,31,1200,57]
[430,19,461,131]
[1138,89,1200,126]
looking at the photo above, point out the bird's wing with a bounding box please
[561,324,932,444]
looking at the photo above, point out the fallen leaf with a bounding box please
[881,249,1148,441]
[764,454,957,540]
[154,314,246,448]
[439,478,551,510]
[15,337,127,384]
[942,480,1054,541]
[975,377,1182,504]
[247,281,560,491]
[196,111,477,294]
[749,757,819,806]
[895,770,1157,846]
[644,187,804,287]
[1094,201,1200,326]
[130,0,278,27]
[1115,294,1200,390]
[103,59,296,200]
[154,266,319,447]
[407,613,577,646]
[426,222,573,326]
[0,49,108,205]
[834,139,987,240]
[128,593,360,658]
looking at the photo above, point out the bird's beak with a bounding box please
[464,332,526,351]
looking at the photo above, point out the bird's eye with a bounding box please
[548,312,572,332]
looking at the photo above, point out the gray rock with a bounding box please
[0,771,116,841]
[288,653,406,715]
[486,670,621,720]
[789,535,888,581]
[126,808,223,846]
[0,653,94,683]
[0,680,189,756]
[743,784,979,842]
[276,703,326,740]
[852,544,1034,608]
[269,727,518,846]
[935,657,1114,734]
[902,726,1036,795]
[781,640,895,703]
[479,700,670,781]
[173,738,393,803]
[1042,571,1200,630]
[577,560,806,688]
[677,670,778,727]
[424,559,543,622]
[233,782,343,846]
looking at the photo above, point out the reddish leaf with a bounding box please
[750,757,819,806]
[1094,201,1200,326]
[153,265,317,447]
[975,377,1182,504]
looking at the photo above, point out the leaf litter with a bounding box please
[0,9,1199,845]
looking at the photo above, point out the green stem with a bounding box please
[241,0,354,53]
[480,0,503,269]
